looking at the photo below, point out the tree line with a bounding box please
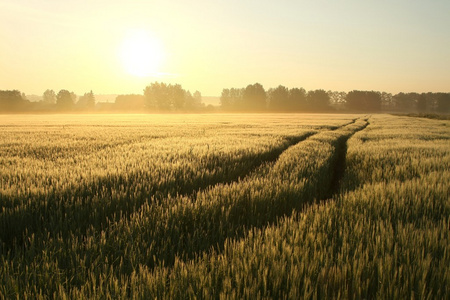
[1,82,449,113]
[221,84,331,112]
[220,84,450,113]
[0,89,95,112]
[0,83,206,113]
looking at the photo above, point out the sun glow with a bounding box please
[119,30,164,77]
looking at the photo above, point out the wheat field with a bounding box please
[0,113,448,298]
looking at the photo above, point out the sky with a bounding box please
[1,0,449,97]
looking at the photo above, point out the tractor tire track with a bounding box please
[1,117,369,283]
[92,118,371,273]
[1,131,317,252]
[324,118,370,200]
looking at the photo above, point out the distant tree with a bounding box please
[437,93,450,113]
[0,90,29,112]
[327,90,346,110]
[346,90,381,111]
[268,85,289,111]
[43,89,56,105]
[205,104,216,112]
[393,92,418,112]
[289,87,307,111]
[423,92,439,112]
[393,92,408,111]
[115,94,145,111]
[144,82,193,111]
[417,93,427,112]
[185,91,194,111]
[220,89,232,110]
[144,82,171,111]
[364,91,381,111]
[327,91,341,105]
[170,84,186,111]
[220,88,242,111]
[86,90,95,109]
[380,92,393,111]
[242,83,266,111]
[56,89,75,110]
[185,90,203,111]
[307,89,330,111]
[77,90,95,110]
[70,92,77,104]
[220,88,243,111]
[193,91,202,105]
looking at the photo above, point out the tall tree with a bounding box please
[77,90,95,110]
[393,92,418,112]
[43,89,56,105]
[289,87,307,111]
[380,92,393,111]
[0,90,28,111]
[437,93,450,113]
[56,89,75,110]
[268,85,289,111]
[193,91,202,105]
[185,90,203,111]
[144,82,193,111]
[327,90,347,110]
[417,93,427,112]
[70,92,77,105]
[170,84,186,111]
[86,90,95,109]
[220,88,232,110]
[424,92,439,112]
[346,90,381,111]
[307,89,330,111]
[220,88,243,111]
[144,82,170,111]
[242,83,266,111]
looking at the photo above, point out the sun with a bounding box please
[119,30,164,77]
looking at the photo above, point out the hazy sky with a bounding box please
[1,0,449,96]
